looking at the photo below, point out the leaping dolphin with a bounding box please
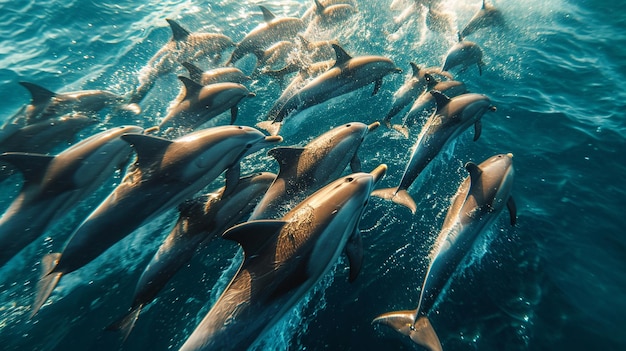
[372,153,516,351]
[30,125,282,318]
[372,91,496,213]
[460,0,505,38]
[178,164,387,351]
[0,125,143,267]
[441,33,485,75]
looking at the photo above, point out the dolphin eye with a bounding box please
[346,124,351,127]
[345,177,354,182]
[238,126,243,129]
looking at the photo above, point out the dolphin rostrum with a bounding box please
[372,91,496,213]
[178,164,387,351]
[0,125,143,267]
[30,125,282,318]
[372,153,516,351]
[106,172,276,341]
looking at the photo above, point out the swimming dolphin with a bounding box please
[226,6,305,66]
[442,33,485,75]
[372,91,496,213]
[250,121,379,220]
[460,0,505,38]
[106,172,276,341]
[372,153,516,351]
[178,164,387,351]
[305,0,357,31]
[258,44,401,135]
[181,63,251,86]
[0,125,143,267]
[30,125,282,318]
[382,63,435,128]
[130,19,235,104]
[159,77,255,138]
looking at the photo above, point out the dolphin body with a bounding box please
[226,6,305,66]
[250,121,379,220]
[178,164,387,351]
[159,77,255,138]
[0,125,143,267]
[305,0,357,31]
[130,19,235,104]
[301,0,357,24]
[372,91,495,213]
[382,63,435,128]
[258,44,401,135]
[30,125,282,317]
[460,0,505,38]
[107,172,276,341]
[372,153,517,351]
[441,33,485,75]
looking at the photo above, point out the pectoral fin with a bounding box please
[372,78,383,96]
[230,106,238,124]
[345,230,363,282]
[473,120,482,141]
[507,196,517,226]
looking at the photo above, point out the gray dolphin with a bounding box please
[250,121,379,220]
[178,164,387,351]
[263,59,334,103]
[372,153,516,351]
[460,0,505,38]
[372,91,496,213]
[106,172,276,341]
[305,0,357,31]
[382,63,435,128]
[0,125,143,267]
[130,19,235,104]
[226,6,305,66]
[181,63,251,86]
[158,77,255,138]
[258,44,401,135]
[30,125,282,318]
[442,33,485,75]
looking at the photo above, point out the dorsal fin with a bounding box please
[332,44,352,67]
[297,34,312,49]
[409,62,420,77]
[181,62,204,83]
[0,152,54,185]
[430,90,452,111]
[314,0,325,14]
[19,82,56,105]
[267,147,306,176]
[166,19,190,41]
[222,220,287,259]
[178,76,203,100]
[121,134,173,170]
[464,161,482,186]
[259,6,276,23]
[457,31,463,42]
[482,0,487,9]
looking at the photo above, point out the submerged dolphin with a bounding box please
[250,121,379,220]
[372,91,496,213]
[159,77,255,138]
[0,125,143,267]
[178,164,387,351]
[372,153,517,351]
[460,0,505,38]
[442,33,485,75]
[258,44,401,135]
[382,63,434,128]
[130,19,235,104]
[226,6,305,66]
[30,125,282,318]
[107,172,276,341]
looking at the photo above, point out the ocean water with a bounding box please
[0,0,625,350]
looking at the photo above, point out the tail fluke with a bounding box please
[105,304,144,342]
[370,187,416,214]
[30,253,62,319]
[372,311,442,351]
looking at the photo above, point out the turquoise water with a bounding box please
[1,0,625,350]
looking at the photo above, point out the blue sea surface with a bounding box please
[0,0,625,350]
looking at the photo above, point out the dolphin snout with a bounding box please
[370,164,387,184]
[367,121,380,132]
[264,135,283,143]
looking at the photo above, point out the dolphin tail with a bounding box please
[30,253,62,319]
[120,103,142,115]
[373,312,442,351]
[391,124,410,138]
[370,187,416,214]
[105,304,144,342]
[256,120,282,136]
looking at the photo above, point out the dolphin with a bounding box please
[460,0,505,38]
[178,164,387,351]
[382,63,435,128]
[158,77,255,138]
[441,32,485,75]
[106,172,276,341]
[254,40,298,73]
[181,63,251,86]
[372,153,517,351]
[30,125,282,318]
[130,19,235,104]
[425,3,454,34]
[7,81,139,127]
[226,6,305,66]
[372,91,496,213]
[301,0,357,24]
[258,44,401,135]
[0,125,143,267]
[250,121,379,220]
[305,0,357,31]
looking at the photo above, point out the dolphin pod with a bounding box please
[178,164,387,351]
[372,153,517,351]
